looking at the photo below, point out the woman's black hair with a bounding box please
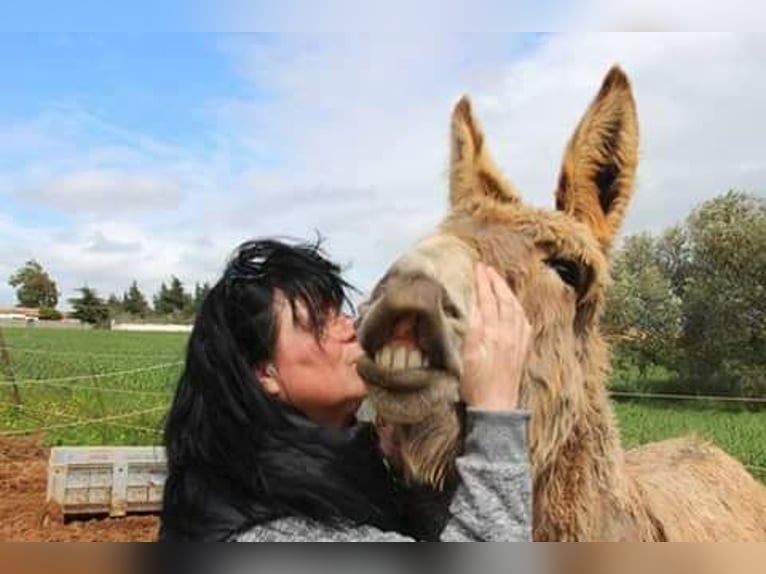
[160,238,402,541]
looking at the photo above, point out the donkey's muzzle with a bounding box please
[357,275,448,367]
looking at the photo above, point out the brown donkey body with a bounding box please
[356,67,766,541]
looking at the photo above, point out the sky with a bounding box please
[1,27,765,308]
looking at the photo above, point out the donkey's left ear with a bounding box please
[555,66,638,251]
[450,96,519,207]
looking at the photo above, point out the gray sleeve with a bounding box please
[235,517,414,542]
[439,408,532,541]
[235,408,532,542]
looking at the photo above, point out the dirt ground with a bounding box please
[0,435,159,542]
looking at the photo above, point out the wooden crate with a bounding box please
[46,446,167,517]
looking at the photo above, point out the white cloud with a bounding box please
[26,170,182,213]
[85,232,143,254]
[1,33,764,309]
[579,0,766,31]
[210,0,765,33]
[470,34,766,236]
[210,33,766,294]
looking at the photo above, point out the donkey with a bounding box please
[356,66,766,541]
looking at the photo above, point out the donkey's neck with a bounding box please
[532,382,653,541]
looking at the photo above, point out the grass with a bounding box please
[609,360,678,392]
[0,323,185,446]
[614,400,766,481]
[1,323,764,482]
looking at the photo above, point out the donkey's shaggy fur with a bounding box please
[356,67,766,541]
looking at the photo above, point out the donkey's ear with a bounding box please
[450,96,519,207]
[555,66,638,251]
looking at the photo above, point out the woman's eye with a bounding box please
[547,258,584,293]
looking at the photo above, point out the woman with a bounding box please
[159,238,532,541]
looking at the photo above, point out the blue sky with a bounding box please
[0,34,300,242]
[0,34,242,139]
[1,31,764,308]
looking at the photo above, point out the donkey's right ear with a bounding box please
[449,96,519,207]
[555,66,639,251]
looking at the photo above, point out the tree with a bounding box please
[153,282,171,315]
[603,233,682,376]
[106,293,123,316]
[675,191,766,396]
[153,276,193,317]
[655,225,691,299]
[193,281,211,313]
[69,287,110,328]
[8,260,59,308]
[122,281,150,317]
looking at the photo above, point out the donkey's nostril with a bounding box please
[443,301,461,320]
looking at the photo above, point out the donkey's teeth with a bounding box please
[375,344,428,370]
[380,346,392,369]
[392,346,408,370]
[407,348,423,370]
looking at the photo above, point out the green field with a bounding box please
[1,323,764,481]
[0,323,185,445]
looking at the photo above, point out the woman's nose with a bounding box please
[327,313,356,342]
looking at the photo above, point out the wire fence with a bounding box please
[1,331,764,404]
[0,399,163,434]
[0,361,182,388]
[0,406,166,436]
[0,341,764,479]
[609,390,766,404]
[1,345,181,361]
[0,358,178,438]
[2,380,170,396]
[1,358,764,403]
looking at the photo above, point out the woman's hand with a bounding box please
[459,262,532,411]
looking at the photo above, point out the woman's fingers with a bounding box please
[485,265,513,322]
[468,263,481,329]
[479,263,507,341]
[486,265,529,335]
[460,262,532,411]
[475,262,496,331]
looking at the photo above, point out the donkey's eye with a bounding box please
[547,258,584,293]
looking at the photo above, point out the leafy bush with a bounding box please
[38,306,63,321]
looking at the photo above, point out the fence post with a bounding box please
[89,356,109,444]
[0,324,22,412]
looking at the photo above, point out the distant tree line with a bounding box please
[72,277,212,328]
[6,261,211,328]
[603,190,766,398]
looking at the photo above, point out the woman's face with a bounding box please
[262,292,367,427]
